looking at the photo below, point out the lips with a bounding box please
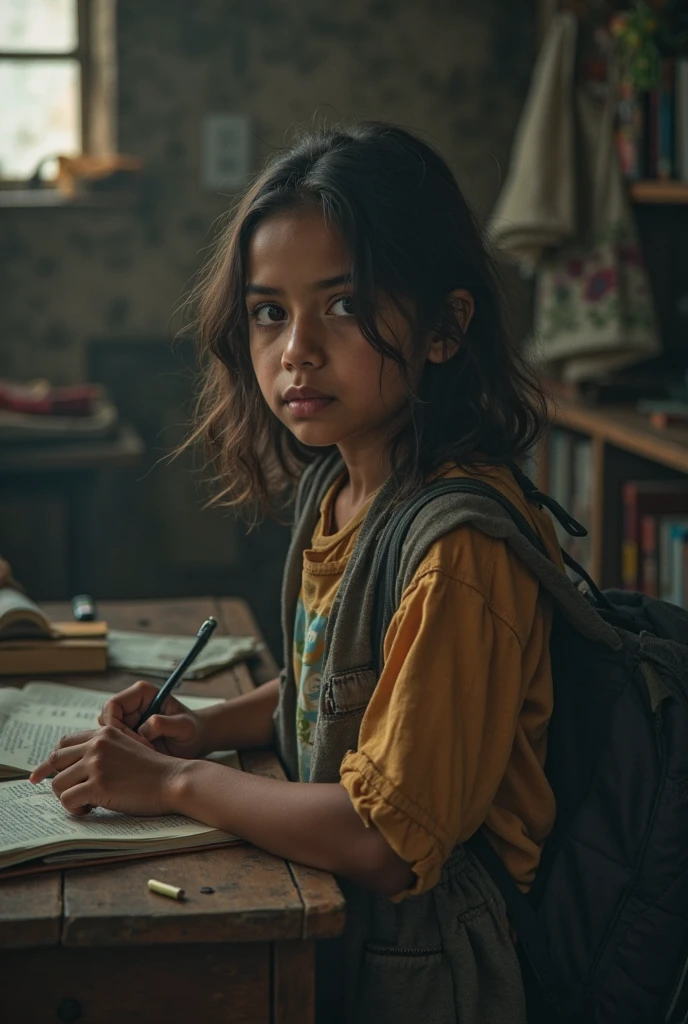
[282,385,335,419]
[282,386,333,402]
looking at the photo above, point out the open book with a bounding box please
[0,681,240,873]
[0,588,54,640]
[0,589,108,675]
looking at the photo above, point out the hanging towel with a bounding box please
[489,13,660,383]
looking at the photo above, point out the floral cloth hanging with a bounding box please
[489,13,660,383]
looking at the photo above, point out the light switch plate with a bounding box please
[202,114,251,190]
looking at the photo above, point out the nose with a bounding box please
[281,315,324,371]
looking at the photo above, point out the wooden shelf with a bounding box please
[548,396,688,475]
[629,180,688,204]
[544,396,688,590]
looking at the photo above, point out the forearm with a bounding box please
[197,676,280,753]
[167,760,414,896]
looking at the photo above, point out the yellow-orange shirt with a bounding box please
[293,462,563,899]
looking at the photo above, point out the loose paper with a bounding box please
[107,630,262,679]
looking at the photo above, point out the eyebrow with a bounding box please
[245,274,351,296]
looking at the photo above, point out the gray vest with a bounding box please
[273,452,620,1024]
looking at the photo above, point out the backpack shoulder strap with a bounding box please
[372,476,614,675]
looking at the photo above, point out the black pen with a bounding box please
[134,617,218,730]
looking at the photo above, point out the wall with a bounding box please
[0,0,538,659]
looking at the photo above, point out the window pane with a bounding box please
[0,0,77,53]
[0,59,80,178]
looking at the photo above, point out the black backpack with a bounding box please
[371,468,688,1024]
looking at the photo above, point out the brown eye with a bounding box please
[252,303,287,326]
[329,296,355,317]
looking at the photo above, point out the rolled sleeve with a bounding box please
[341,748,453,898]
[339,563,531,900]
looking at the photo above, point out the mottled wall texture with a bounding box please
[0,0,537,658]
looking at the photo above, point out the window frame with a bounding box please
[0,0,117,187]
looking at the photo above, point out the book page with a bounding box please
[0,778,233,861]
[22,681,224,714]
[0,687,27,727]
[0,682,226,774]
[0,588,50,640]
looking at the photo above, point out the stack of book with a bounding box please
[622,480,688,607]
[0,589,108,675]
[616,59,688,181]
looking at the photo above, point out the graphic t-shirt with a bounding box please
[294,482,375,782]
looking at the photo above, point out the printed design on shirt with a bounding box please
[294,598,327,782]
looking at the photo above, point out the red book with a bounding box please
[658,60,675,180]
[648,87,660,178]
[622,480,688,590]
[640,514,659,597]
[0,380,101,417]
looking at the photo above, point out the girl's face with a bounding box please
[246,208,418,461]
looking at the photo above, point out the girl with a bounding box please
[31,122,564,1024]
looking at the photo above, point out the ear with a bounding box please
[426,289,475,365]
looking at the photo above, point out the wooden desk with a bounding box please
[0,597,345,1024]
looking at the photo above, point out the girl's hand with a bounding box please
[28,725,182,816]
[98,680,208,759]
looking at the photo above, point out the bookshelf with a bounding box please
[539,397,688,593]
[547,397,688,474]
[629,181,688,204]
[531,5,688,603]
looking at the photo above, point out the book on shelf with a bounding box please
[548,429,574,548]
[665,521,688,608]
[679,59,688,183]
[615,57,688,183]
[635,398,688,430]
[569,437,593,572]
[640,513,688,606]
[0,680,240,874]
[0,588,108,676]
[546,429,593,574]
[622,480,688,592]
[675,527,688,608]
[658,59,675,180]
[616,71,644,180]
[640,514,660,598]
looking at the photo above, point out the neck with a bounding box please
[335,434,392,511]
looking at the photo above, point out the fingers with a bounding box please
[139,713,193,746]
[59,781,96,816]
[50,760,88,799]
[29,737,90,784]
[121,724,156,750]
[99,680,159,730]
[54,730,95,748]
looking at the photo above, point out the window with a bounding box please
[0,0,116,184]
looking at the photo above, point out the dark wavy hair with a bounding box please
[184,121,546,517]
